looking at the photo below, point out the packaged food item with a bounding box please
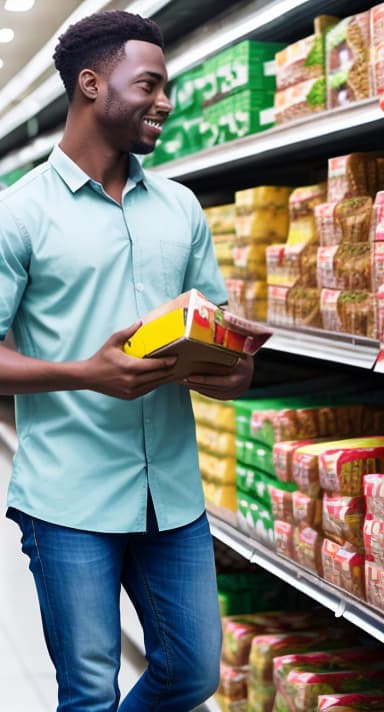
[232,241,267,279]
[237,492,275,546]
[334,543,365,598]
[316,243,372,291]
[217,660,249,710]
[266,242,318,288]
[274,76,326,124]
[286,184,327,245]
[363,473,384,517]
[326,12,370,108]
[226,278,268,321]
[292,526,323,575]
[365,559,384,611]
[370,191,384,241]
[269,484,294,524]
[198,450,235,484]
[370,3,384,97]
[314,202,344,246]
[322,537,342,587]
[273,439,318,482]
[221,613,286,666]
[327,154,375,203]
[292,490,322,529]
[318,690,384,710]
[322,493,365,550]
[204,203,236,234]
[363,516,384,566]
[235,186,292,211]
[274,520,295,559]
[315,197,372,247]
[318,437,384,495]
[195,423,235,459]
[275,34,326,90]
[320,288,377,338]
[191,392,235,432]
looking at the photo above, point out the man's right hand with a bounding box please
[84,322,178,400]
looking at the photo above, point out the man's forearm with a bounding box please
[0,344,86,395]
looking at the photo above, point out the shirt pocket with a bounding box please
[160,240,190,298]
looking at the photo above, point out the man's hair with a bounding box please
[53,10,164,102]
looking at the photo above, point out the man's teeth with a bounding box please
[144,119,161,129]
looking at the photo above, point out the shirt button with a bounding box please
[136,283,144,292]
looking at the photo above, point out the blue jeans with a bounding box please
[8,501,222,711]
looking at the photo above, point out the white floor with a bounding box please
[0,428,146,712]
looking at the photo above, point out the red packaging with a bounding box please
[322,493,365,550]
[292,490,322,529]
[363,473,384,517]
[365,559,384,611]
[293,526,323,575]
[322,537,342,587]
[364,516,384,566]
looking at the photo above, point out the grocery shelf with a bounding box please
[264,325,380,370]
[207,507,384,644]
[151,98,384,182]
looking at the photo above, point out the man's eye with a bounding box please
[139,81,154,92]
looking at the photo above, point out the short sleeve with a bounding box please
[0,201,30,340]
[183,193,228,305]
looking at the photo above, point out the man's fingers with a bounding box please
[109,321,143,347]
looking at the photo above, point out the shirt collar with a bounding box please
[49,145,147,193]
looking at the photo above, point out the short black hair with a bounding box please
[53,10,164,102]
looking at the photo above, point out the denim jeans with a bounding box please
[8,500,222,712]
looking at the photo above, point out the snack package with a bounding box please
[370,3,384,97]
[292,526,323,575]
[274,520,295,559]
[217,660,249,708]
[292,490,322,529]
[334,543,365,598]
[327,154,376,203]
[314,197,372,247]
[195,423,236,459]
[322,537,342,587]
[269,485,295,524]
[326,12,370,108]
[191,392,236,432]
[266,242,318,288]
[322,493,365,550]
[204,203,236,235]
[316,243,372,291]
[267,285,322,328]
[320,288,377,338]
[237,492,275,546]
[369,191,384,241]
[225,277,268,321]
[365,559,384,611]
[363,516,384,566]
[221,613,287,666]
[273,439,319,482]
[318,691,384,710]
[318,437,384,495]
[123,289,272,379]
[274,76,326,124]
[287,184,327,245]
[363,473,384,517]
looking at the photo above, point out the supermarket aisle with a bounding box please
[0,435,145,711]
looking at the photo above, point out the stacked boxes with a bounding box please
[201,40,284,147]
[363,473,384,611]
[266,183,326,329]
[274,16,337,125]
[227,186,291,322]
[204,202,236,282]
[191,392,237,513]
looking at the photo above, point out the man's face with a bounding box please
[97,39,172,154]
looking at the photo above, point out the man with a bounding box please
[0,11,254,712]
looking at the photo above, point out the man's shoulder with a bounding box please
[0,161,51,207]
[143,168,197,204]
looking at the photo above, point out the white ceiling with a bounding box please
[0,0,85,87]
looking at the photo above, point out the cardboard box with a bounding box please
[123,289,272,379]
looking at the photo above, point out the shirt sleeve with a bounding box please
[183,192,228,305]
[0,200,30,340]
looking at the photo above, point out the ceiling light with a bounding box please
[4,0,35,10]
[0,28,15,43]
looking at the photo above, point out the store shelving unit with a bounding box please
[208,508,384,644]
[1,0,384,692]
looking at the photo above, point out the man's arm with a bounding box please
[0,323,177,400]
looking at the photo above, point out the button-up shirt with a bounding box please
[0,146,227,532]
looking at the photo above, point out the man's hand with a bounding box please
[84,322,177,400]
[182,355,254,400]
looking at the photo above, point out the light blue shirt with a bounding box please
[0,146,227,532]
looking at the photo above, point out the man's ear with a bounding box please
[78,69,100,100]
